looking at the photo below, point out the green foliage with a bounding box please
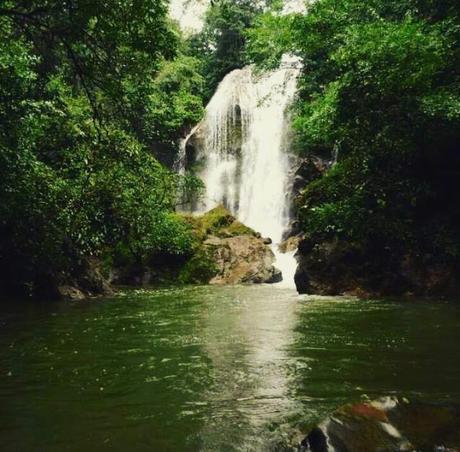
[187,0,263,99]
[0,1,204,297]
[245,12,297,69]
[136,54,205,145]
[292,0,460,270]
[178,249,218,284]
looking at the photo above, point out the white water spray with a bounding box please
[174,0,307,287]
[183,57,301,287]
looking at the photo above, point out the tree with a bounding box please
[0,1,203,298]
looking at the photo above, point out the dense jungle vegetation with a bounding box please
[0,0,203,297]
[1,0,459,298]
[0,0,266,298]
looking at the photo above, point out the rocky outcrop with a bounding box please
[294,236,460,297]
[294,238,369,296]
[184,205,282,285]
[111,205,282,287]
[300,397,460,451]
[56,285,86,301]
[204,235,282,285]
[292,156,328,198]
[56,258,113,301]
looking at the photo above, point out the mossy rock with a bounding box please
[178,249,219,284]
[217,220,257,238]
[181,205,257,241]
[200,205,235,233]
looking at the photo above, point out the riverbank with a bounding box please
[19,206,282,302]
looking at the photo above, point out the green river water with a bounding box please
[1,285,459,451]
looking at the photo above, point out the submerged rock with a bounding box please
[300,397,460,452]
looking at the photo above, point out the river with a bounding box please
[1,286,459,451]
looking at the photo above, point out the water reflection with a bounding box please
[197,286,301,450]
[0,287,459,451]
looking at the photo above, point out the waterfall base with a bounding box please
[272,249,297,289]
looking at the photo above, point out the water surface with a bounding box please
[1,286,459,451]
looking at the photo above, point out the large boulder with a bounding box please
[113,205,283,287]
[294,238,369,296]
[300,397,460,451]
[294,236,460,297]
[204,235,282,285]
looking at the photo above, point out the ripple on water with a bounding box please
[0,286,459,451]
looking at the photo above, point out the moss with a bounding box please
[176,206,260,285]
[221,220,256,237]
[200,205,235,233]
[181,205,257,241]
[178,249,219,284]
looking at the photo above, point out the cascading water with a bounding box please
[182,56,301,287]
[174,0,306,287]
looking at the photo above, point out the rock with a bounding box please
[78,257,113,296]
[294,235,460,297]
[292,156,328,198]
[278,235,302,253]
[263,237,272,245]
[294,238,352,295]
[400,254,459,296]
[57,285,86,301]
[301,397,460,452]
[204,235,281,285]
[300,427,328,452]
[111,206,276,288]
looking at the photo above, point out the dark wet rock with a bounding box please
[294,238,360,295]
[263,237,273,245]
[400,254,459,296]
[294,235,460,297]
[300,397,460,452]
[53,258,113,301]
[300,427,328,452]
[78,258,113,296]
[292,157,328,198]
[56,285,86,301]
[268,267,283,283]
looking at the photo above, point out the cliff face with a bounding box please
[290,155,460,298]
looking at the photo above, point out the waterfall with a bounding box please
[173,0,307,287]
[182,56,301,287]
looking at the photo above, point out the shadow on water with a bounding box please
[0,286,459,451]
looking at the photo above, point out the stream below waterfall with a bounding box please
[1,286,459,451]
